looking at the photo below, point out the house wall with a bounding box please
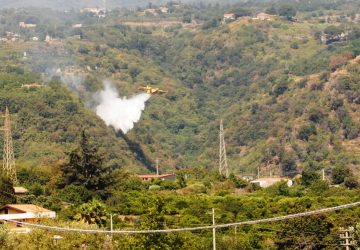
[0,207,24,215]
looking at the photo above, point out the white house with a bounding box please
[251,177,293,188]
[19,22,37,28]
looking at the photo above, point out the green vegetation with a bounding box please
[0,0,359,248]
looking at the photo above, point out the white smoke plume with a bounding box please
[95,81,151,134]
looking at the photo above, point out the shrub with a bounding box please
[301,170,321,186]
[331,166,352,184]
[298,124,317,141]
[344,177,359,189]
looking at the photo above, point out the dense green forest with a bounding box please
[0,0,360,248]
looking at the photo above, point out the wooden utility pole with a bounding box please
[1,106,17,183]
[110,214,114,233]
[212,208,216,250]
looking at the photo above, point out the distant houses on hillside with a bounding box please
[81,7,106,18]
[321,31,349,44]
[138,173,175,182]
[223,12,277,23]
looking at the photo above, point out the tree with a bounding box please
[301,170,320,187]
[59,131,113,198]
[280,153,298,177]
[344,176,359,189]
[75,199,108,227]
[58,184,92,205]
[331,166,352,185]
[324,25,343,36]
[355,223,360,248]
[176,171,187,188]
[276,215,333,249]
[137,197,179,249]
[182,14,192,24]
[233,8,251,18]
[297,124,317,141]
[265,6,277,15]
[0,175,16,206]
[78,46,90,54]
[278,5,297,21]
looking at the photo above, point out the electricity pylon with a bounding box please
[219,120,229,177]
[1,106,17,183]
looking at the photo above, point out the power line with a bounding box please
[4,201,360,235]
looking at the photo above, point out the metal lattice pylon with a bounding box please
[219,120,229,177]
[1,106,17,183]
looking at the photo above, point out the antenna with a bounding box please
[219,120,229,177]
[1,106,17,183]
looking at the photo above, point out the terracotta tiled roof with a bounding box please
[138,174,175,178]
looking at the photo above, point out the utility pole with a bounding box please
[110,214,114,233]
[212,208,216,250]
[257,166,260,179]
[322,169,325,181]
[1,106,17,183]
[219,120,229,177]
[156,158,159,176]
[339,226,355,250]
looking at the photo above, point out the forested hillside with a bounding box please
[0,0,360,178]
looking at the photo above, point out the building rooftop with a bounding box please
[13,187,29,194]
[1,204,53,213]
[138,173,175,178]
[251,177,288,181]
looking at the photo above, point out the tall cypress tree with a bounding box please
[59,131,113,198]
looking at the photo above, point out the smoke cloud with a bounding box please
[95,81,151,134]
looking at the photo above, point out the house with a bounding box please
[250,177,293,188]
[239,174,255,181]
[14,187,29,196]
[223,13,236,21]
[19,22,37,28]
[72,35,82,40]
[321,32,348,45]
[138,174,175,182]
[255,12,276,21]
[0,204,56,233]
[81,8,105,17]
[143,8,159,16]
[159,7,169,14]
[21,83,45,89]
[45,35,53,43]
[31,37,39,41]
[72,24,83,28]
